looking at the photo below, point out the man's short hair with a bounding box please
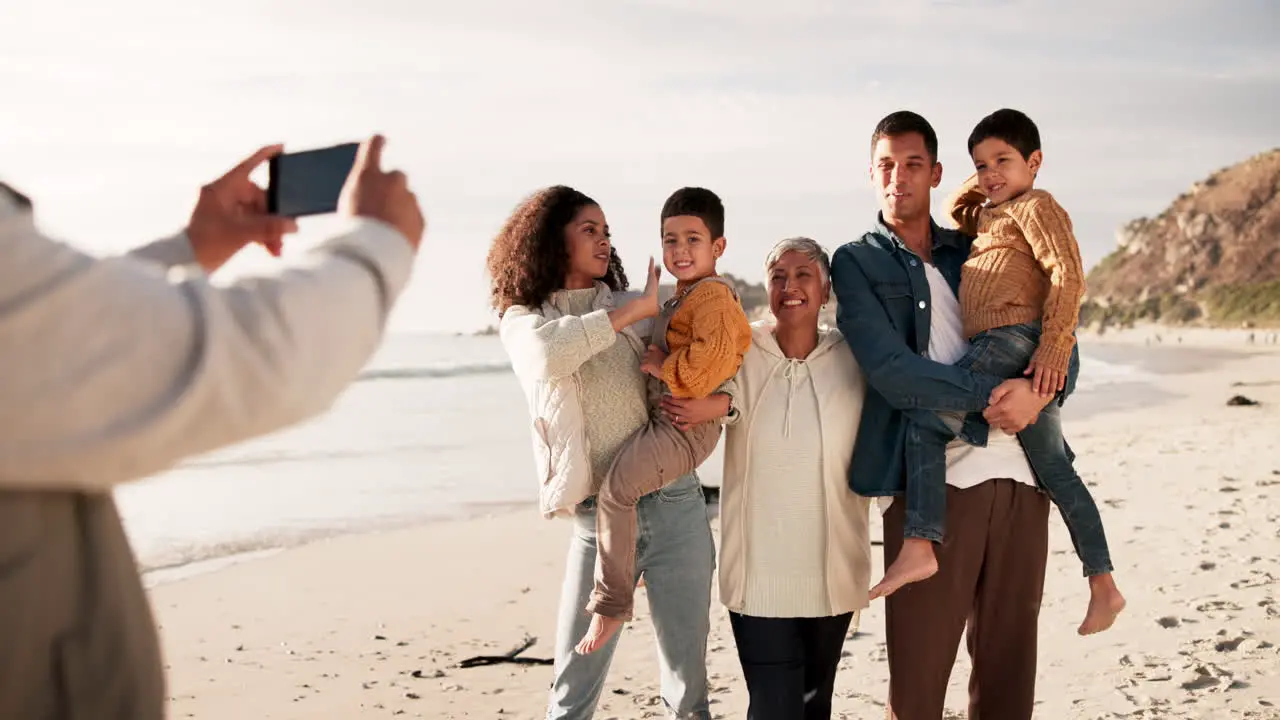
[967,108,1041,160]
[869,111,939,163]
[660,187,725,239]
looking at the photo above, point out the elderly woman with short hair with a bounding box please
[661,238,872,720]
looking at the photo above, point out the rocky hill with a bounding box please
[1081,148,1280,329]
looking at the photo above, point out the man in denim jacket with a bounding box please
[832,111,1078,720]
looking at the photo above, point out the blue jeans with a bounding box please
[903,322,1114,577]
[547,473,715,719]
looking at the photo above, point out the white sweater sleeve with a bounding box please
[124,233,200,269]
[0,191,415,492]
[499,303,618,381]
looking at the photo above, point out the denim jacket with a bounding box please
[831,213,1079,497]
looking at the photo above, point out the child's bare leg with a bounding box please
[1078,573,1126,635]
[575,614,626,655]
[876,422,948,600]
[870,538,939,600]
[578,417,717,654]
[573,575,649,654]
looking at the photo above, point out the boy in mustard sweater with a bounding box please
[578,187,751,654]
[872,109,1126,637]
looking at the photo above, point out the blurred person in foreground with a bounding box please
[0,134,423,720]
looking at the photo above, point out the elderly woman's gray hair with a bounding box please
[764,237,832,287]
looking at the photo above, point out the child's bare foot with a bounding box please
[870,538,938,600]
[1078,573,1126,635]
[575,613,624,655]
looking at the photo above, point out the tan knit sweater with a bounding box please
[660,279,752,398]
[945,173,1086,375]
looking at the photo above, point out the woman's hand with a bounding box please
[660,393,731,431]
[639,256,662,310]
[609,257,662,331]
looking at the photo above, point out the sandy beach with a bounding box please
[152,332,1280,719]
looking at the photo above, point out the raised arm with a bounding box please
[500,258,662,381]
[0,135,425,493]
[499,304,620,381]
[943,172,987,236]
[830,245,1002,413]
[0,200,415,493]
[1005,191,1086,375]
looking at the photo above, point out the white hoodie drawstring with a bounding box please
[782,358,802,437]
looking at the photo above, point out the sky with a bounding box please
[2,0,1277,334]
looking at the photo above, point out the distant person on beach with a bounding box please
[831,110,1073,719]
[661,237,873,720]
[488,185,730,719]
[871,108,1127,635]
[576,187,752,655]
[0,135,423,720]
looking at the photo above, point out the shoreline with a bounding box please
[136,328,1260,587]
[139,499,539,589]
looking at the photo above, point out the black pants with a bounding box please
[728,611,854,720]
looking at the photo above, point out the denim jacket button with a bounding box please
[917,300,927,310]
[909,258,919,267]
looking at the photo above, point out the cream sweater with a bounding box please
[719,322,872,618]
[0,185,415,491]
[561,288,650,484]
[500,283,653,517]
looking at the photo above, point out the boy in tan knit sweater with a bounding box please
[577,187,752,655]
[872,109,1126,637]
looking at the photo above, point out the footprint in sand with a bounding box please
[1231,571,1278,590]
[1195,599,1244,614]
[1178,663,1229,691]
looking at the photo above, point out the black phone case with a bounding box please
[266,142,360,218]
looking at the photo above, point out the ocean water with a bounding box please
[120,333,1158,583]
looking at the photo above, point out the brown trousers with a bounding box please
[0,491,164,720]
[883,479,1049,720]
[587,387,720,620]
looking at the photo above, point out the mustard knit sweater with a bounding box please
[660,278,752,398]
[945,173,1086,375]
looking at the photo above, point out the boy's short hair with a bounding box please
[869,111,939,163]
[661,187,725,239]
[967,108,1041,159]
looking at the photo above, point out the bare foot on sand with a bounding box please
[870,538,938,600]
[575,614,624,655]
[1078,573,1126,635]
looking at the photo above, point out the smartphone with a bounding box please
[266,142,360,217]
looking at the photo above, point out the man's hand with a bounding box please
[983,378,1053,434]
[340,135,425,250]
[187,144,299,273]
[1024,358,1066,396]
[660,394,731,431]
[640,344,668,379]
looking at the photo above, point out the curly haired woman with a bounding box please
[486,185,720,720]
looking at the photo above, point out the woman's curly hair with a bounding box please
[486,185,629,316]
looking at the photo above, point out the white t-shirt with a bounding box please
[878,263,1036,513]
